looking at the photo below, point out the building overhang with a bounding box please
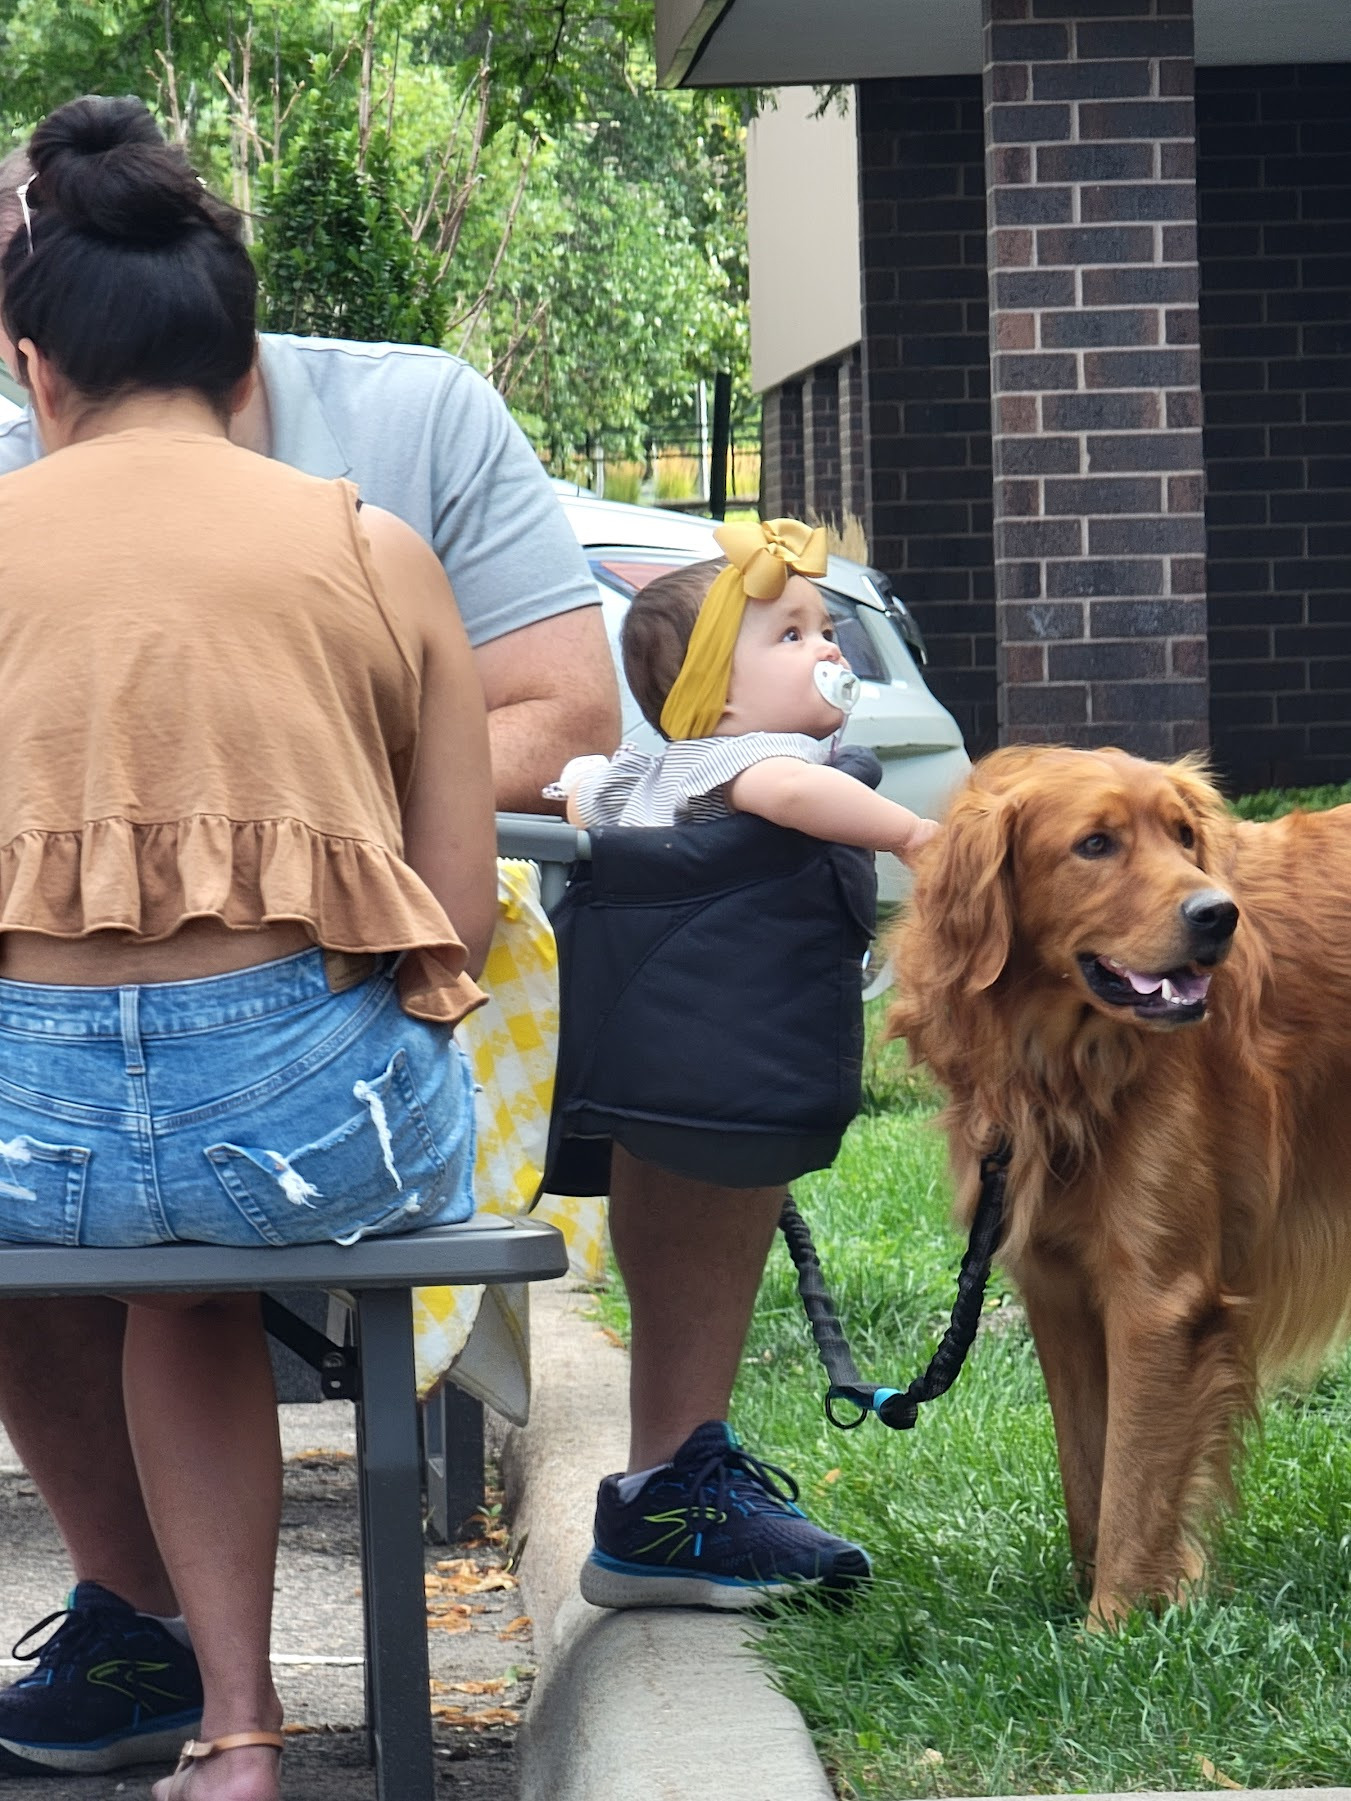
[656,0,1351,88]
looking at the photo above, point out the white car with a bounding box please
[554,484,970,911]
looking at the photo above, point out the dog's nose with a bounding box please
[1180,888,1239,949]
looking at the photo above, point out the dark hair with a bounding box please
[620,558,728,736]
[0,97,257,412]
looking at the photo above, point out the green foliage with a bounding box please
[254,60,446,344]
[0,0,752,458]
[1230,782,1351,821]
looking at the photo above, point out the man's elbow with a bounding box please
[557,683,621,762]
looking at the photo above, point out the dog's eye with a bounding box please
[1074,832,1116,860]
[1178,823,1196,849]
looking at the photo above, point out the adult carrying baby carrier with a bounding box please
[544,748,881,1195]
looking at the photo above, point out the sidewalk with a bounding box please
[500,1278,836,1801]
[0,1405,526,1800]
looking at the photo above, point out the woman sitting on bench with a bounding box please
[0,98,494,1801]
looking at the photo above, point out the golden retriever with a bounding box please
[887,745,1351,1626]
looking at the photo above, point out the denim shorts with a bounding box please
[0,949,476,1249]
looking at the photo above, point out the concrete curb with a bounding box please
[499,1279,835,1801]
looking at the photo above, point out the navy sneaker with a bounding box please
[0,1582,203,1775]
[580,1420,872,1610]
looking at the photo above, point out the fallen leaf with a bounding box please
[820,1468,841,1485]
[1198,1756,1242,1790]
[433,1678,509,1696]
[469,1570,517,1592]
[431,1705,521,1728]
[291,1448,354,1463]
[597,1326,624,1349]
[497,1614,531,1640]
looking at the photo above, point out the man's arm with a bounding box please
[475,605,620,812]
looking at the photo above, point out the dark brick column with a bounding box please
[984,0,1208,757]
[1198,65,1351,792]
[803,361,843,526]
[858,77,997,752]
[760,379,805,518]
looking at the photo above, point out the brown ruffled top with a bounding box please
[0,431,484,1024]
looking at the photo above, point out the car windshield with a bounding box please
[588,551,890,684]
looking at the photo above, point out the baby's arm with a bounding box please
[727,757,941,865]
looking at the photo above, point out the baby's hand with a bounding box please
[896,816,942,866]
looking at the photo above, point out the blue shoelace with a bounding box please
[679,1443,802,1519]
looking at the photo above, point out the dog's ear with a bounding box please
[912,783,1017,994]
[1168,756,1235,877]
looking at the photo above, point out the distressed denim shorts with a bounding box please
[0,948,476,1249]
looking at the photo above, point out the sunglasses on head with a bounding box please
[14,176,34,253]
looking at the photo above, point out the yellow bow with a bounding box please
[658,517,830,742]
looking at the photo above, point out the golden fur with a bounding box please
[887,745,1351,1625]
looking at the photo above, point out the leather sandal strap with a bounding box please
[179,1731,286,1760]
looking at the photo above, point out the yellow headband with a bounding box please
[658,517,830,741]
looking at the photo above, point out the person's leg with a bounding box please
[607,1145,783,1472]
[0,1296,177,1613]
[583,1146,870,1611]
[122,1294,282,1801]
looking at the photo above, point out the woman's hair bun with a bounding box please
[28,96,208,246]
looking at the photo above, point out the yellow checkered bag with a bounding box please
[411,860,607,1420]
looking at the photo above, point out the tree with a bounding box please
[0,0,754,461]
[254,56,447,344]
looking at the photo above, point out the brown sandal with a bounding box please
[163,1732,285,1796]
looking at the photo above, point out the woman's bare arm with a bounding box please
[727,757,941,866]
[361,506,497,976]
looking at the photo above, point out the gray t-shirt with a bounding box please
[0,334,596,648]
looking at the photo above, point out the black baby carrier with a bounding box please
[544,748,881,1195]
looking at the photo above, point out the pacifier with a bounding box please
[814,660,860,715]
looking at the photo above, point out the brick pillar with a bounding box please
[838,348,866,524]
[984,0,1208,757]
[803,362,843,526]
[760,379,805,518]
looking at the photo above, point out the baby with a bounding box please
[551,516,942,862]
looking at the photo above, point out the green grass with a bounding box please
[593,980,1351,1795]
[1229,781,1351,822]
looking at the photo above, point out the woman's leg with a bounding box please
[122,1294,283,1801]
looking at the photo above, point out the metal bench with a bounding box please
[0,1215,567,1801]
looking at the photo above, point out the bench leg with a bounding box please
[423,1384,486,1543]
[353,1286,435,1801]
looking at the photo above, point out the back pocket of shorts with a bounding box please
[0,1133,90,1246]
[205,1049,451,1248]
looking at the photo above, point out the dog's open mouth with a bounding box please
[1077,953,1212,1022]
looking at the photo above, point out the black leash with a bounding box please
[779,1140,1012,1431]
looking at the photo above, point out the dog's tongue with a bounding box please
[1101,958,1212,1004]
[1120,965,1163,994]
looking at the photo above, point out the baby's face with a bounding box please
[719,574,850,738]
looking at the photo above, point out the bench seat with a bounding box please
[0,1215,568,1801]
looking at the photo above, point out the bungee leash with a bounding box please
[779,1140,1012,1430]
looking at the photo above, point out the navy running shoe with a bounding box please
[580,1420,872,1610]
[0,1582,203,1775]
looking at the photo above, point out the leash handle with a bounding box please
[781,1140,1011,1433]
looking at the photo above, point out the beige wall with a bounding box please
[746,89,861,394]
